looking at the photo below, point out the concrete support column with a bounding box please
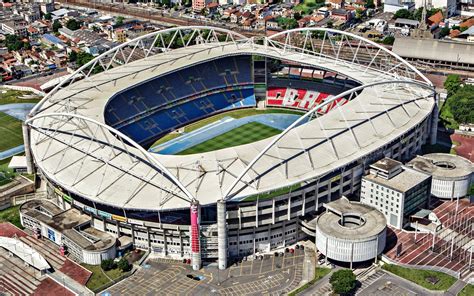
[287,195,291,221]
[163,230,168,256]
[272,199,275,224]
[190,202,201,270]
[302,192,306,215]
[350,242,354,269]
[217,200,227,270]
[430,94,439,145]
[22,123,34,174]
[146,227,151,250]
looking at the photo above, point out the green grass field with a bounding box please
[382,264,456,291]
[459,284,474,296]
[0,89,41,105]
[177,122,281,155]
[0,206,23,229]
[150,108,303,147]
[0,111,24,151]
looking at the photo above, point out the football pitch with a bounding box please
[0,111,23,151]
[177,122,281,155]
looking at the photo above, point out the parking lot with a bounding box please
[104,248,306,296]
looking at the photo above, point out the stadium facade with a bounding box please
[24,27,438,270]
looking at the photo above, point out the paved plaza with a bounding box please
[105,249,305,296]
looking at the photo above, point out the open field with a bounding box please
[382,264,456,291]
[81,263,126,291]
[459,284,474,296]
[0,111,23,151]
[150,108,302,147]
[177,122,280,155]
[0,89,41,105]
[0,206,22,229]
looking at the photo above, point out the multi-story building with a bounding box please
[360,158,432,229]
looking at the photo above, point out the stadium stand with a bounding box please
[266,87,347,113]
[104,56,255,146]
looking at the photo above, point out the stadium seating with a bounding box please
[105,56,253,126]
[265,87,347,114]
[104,56,255,146]
[118,88,256,146]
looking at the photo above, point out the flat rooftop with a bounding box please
[364,166,431,192]
[316,197,386,240]
[370,157,402,173]
[408,153,473,180]
[21,200,116,251]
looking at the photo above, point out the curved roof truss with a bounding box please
[223,80,435,200]
[26,113,196,206]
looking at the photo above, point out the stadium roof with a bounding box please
[27,27,435,211]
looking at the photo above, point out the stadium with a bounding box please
[23,26,438,270]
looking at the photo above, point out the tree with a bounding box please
[66,19,81,31]
[276,17,298,30]
[44,13,52,21]
[5,35,30,51]
[394,9,413,20]
[439,27,450,38]
[330,269,357,295]
[68,51,77,63]
[382,36,395,45]
[101,259,116,271]
[52,20,62,33]
[365,0,375,9]
[445,85,474,124]
[116,16,125,26]
[294,12,302,21]
[117,258,131,272]
[444,74,461,97]
[355,8,364,20]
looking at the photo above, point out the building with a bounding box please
[313,197,386,267]
[1,21,27,37]
[192,0,212,12]
[24,27,437,270]
[383,0,415,13]
[407,154,473,200]
[20,200,118,265]
[360,158,432,229]
[392,38,474,71]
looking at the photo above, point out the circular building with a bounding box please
[408,153,473,199]
[315,197,386,266]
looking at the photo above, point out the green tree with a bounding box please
[52,20,62,33]
[394,9,413,20]
[5,35,30,51]
[276,17,298,29]
[439,27,450,38]
[444,74,461,97]
[330,269,357,295]
[101,259,116,271]
[68,51,77,62]
[445,85,474,124]
[44,13,52,20]
[355,8,364,20]
[66,19,81,31]
[382,36,395,45]
[116,16,125,26]
[117,258,131,272]
[365,0,375,9]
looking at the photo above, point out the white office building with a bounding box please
[360,158,432,229]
